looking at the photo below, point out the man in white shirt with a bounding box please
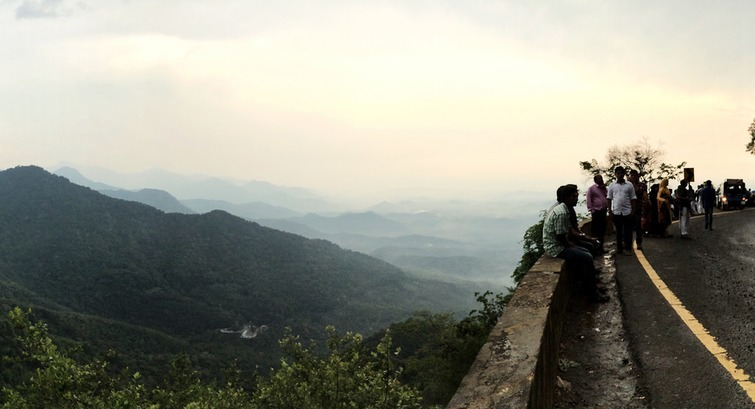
[607,166,637,256]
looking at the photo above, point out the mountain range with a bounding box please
[52,165,547,286]
[0,166,483,384]
[54,165,339,213]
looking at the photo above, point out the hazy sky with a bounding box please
[1,0,754,200]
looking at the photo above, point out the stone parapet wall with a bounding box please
[446,218,597,408]
[446,256,572,408]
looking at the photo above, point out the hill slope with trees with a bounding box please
[0,165,477,384]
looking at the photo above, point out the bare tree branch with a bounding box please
[579,137,685,184]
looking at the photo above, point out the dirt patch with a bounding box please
[554,250,649,408]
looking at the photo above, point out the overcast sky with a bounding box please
[1,0,753,200]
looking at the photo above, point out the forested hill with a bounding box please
[0,166,476,380]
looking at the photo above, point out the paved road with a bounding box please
[617,207,755,408]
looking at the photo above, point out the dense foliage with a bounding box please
[256,327,421,409]
[368,290,508,406]
[2,288,509,408]
[0,166,520,407]
[511,213,546,285]
[748,118,755,155]
[0,166,476,388]
[1,307,422,408]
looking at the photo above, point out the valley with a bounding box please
[0,165,544,388]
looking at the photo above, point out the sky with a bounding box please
[1,0,754,201]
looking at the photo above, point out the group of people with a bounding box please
[585,166,645,255]
[650,178,718,235]
[586,167,718,247]
[542,167,718,303]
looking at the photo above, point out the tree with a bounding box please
[150,354,253,409]
[511,213,546,285]
[372,291,510,407]
[747,118,755,155]
[253,326,422,409]
[579,138,686,184]
[1,307,151,409]
[2,308,420,409]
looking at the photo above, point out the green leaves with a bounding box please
[254,327,422,409]
[2,308,421,409]
[0,166,475,381]
[3,307,145,408]
[511,212,546,285]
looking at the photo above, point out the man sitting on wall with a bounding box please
[562,184,604,256]
[543,184,609,303]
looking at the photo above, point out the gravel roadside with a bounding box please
[554,247,650,408]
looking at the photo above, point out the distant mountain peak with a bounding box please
[46,164,343,213]
[53,166,119,191]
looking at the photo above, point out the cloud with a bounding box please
[15,0,69,19]
[0,1,752,197]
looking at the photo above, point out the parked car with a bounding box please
[747,189,755,207]
[717,179,747,210]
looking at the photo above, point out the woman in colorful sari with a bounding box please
[657,178,673,237]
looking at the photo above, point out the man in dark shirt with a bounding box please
[700,180,716,230]
[675,180,692,238]
[543,185,608,303]
[562,184,602,256]
[628,170,648,250]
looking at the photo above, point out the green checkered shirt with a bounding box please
[542,203,570,257]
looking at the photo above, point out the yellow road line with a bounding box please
[634,247,755,401]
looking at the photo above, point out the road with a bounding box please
[555,207,755,408]
[618,207,755,408]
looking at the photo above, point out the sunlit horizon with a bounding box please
[1,1,753,200]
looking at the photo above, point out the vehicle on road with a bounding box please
[717,179,747,210]
[747,189,755,207]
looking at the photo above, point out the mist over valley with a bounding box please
[55,165,551,287]
[0,164,549,387]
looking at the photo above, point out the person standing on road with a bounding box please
[657,178,673,237]
[700,180,716,230]
[647,183,660,237]
[675,179,692,239]
[692,184,702,215]
[586,174,608,253]
[542,184,609,303]
[628,169,649,250]
[607,166,637,255]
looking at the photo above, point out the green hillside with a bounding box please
[0,166,478,384]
